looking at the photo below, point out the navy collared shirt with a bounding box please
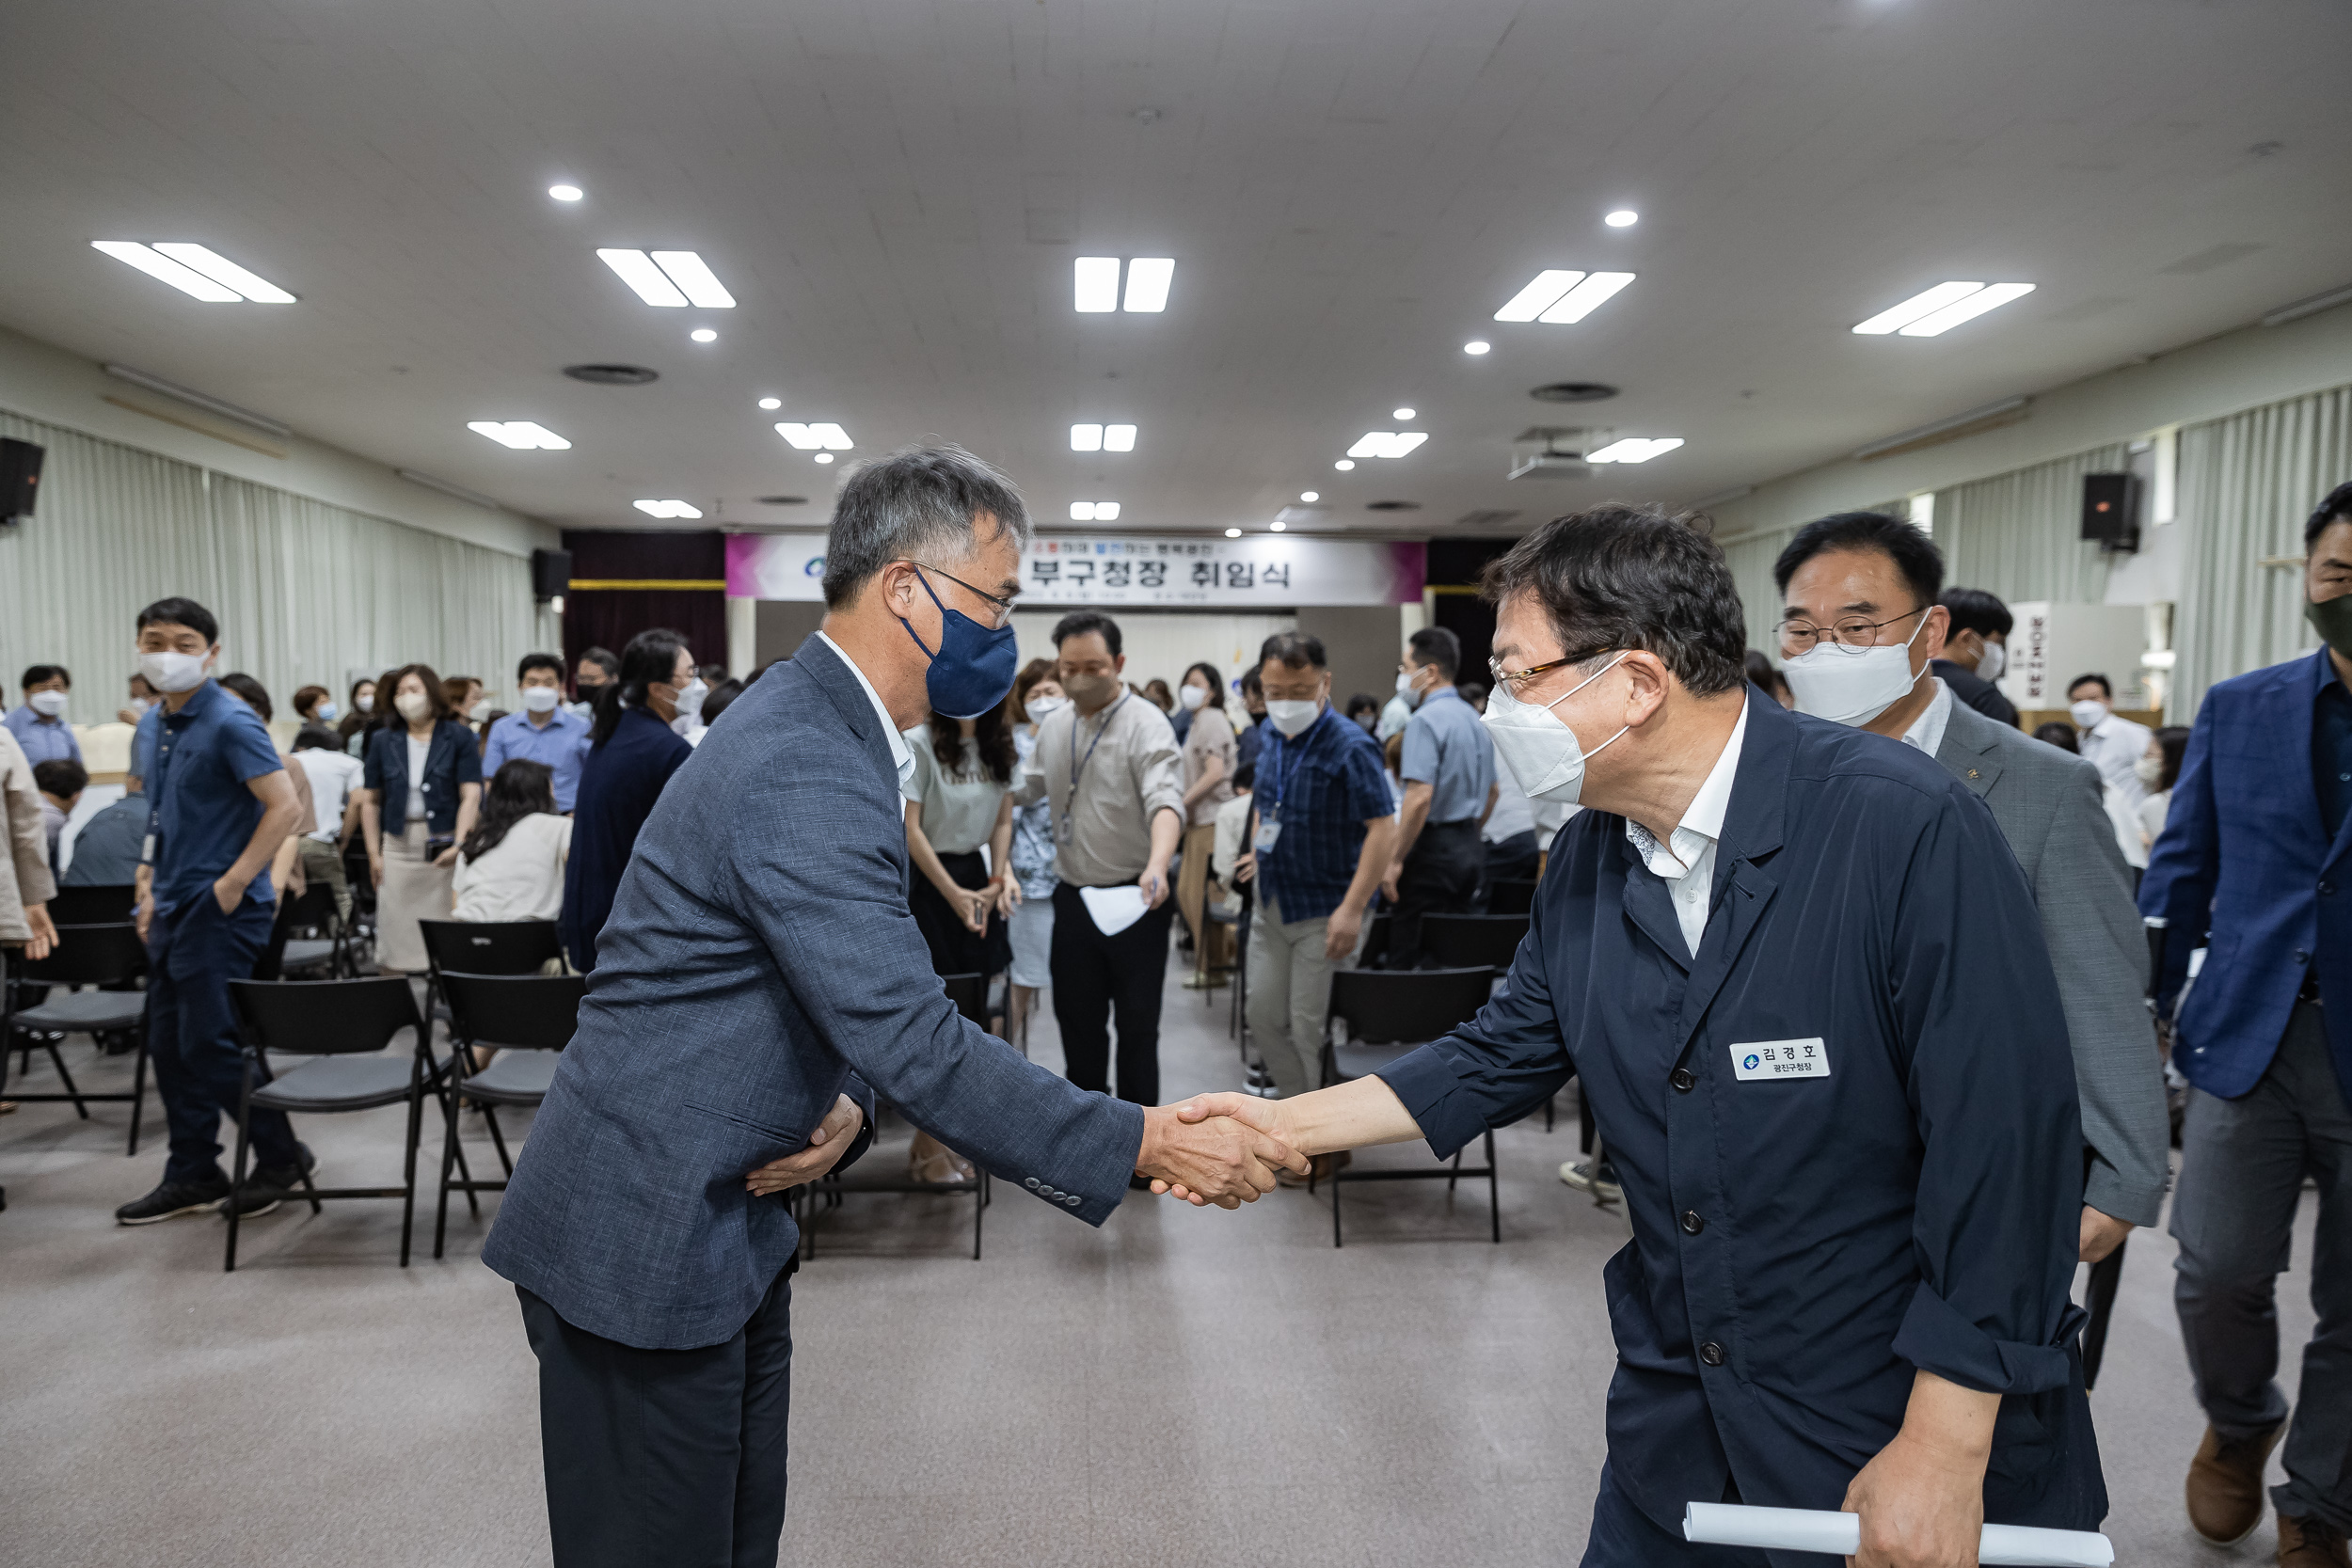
[484,705,593,811]
[146,679,286,912]
[1253,706,1394,923]
[1399,686,1496,824]
[2313,660,2352,842]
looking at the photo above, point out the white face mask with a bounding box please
[1480,654,1630,804]
[394,690,432,722]
[136,647,214,694]
[314,701,338,724]
[1179,683,1208,712]
[2070,698,2109,730]
[668,678,708,733]
[1974,641,2005,683]
[355,693,374,714]
[1265,698,1322,736]
[521,687,562,715]
[1781,611,1928,727]
[469,699,492,721]
[27,690,68,719]
[1025,695,1069,724]
[2134,754,2165,786]
[1395,668,1421,702]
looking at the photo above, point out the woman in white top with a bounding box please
[452,759,572,924]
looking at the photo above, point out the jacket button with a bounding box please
[1699,1341,1725,1367]
[1671,1069,1695,1093]
[2296,949,2312,963]
[1066,1195,1081,1207]
[1024,1178,1040,1190]
[1680,1210,1706,1235]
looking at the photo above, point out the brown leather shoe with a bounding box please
[2186,1422,2285,1545]
[2278,1513,2352,1568]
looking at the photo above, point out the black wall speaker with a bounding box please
[0,437,44,522]
[2079,472,2139,549]
[532,547,573,601]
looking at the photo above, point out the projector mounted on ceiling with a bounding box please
[1508,427,1604,482]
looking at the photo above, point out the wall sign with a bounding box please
[726,532,1425,608]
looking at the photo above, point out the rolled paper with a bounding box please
[1682,1502,2114,1566]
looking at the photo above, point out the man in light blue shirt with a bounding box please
[482,652,591,811]
[5,663,83,768]
[1382,626,1496,968]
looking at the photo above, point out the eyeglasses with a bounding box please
[1775,606,1926,657]
[1487,650,1613,697]
[907,562,1018,627]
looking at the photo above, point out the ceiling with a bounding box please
[1,0,2345,539]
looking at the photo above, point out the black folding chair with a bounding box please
[434,971,586,1257]
[6,922,152,1153]
[224,976,431,1271]
[1421,912,1531,974]
[1321,966,1501,1247]
[262,882,349,980]
[803,971,992,1261]
[1486,879,1538,916]
[46,884,138,926]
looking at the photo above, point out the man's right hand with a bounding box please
[134,893,154,942]
[1232,848,1256,885]
[1134,1101,1305,1208]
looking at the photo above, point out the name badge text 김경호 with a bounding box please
[1730,1037,1829,1081]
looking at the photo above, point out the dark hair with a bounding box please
[383,663,453,728]
[1772,511,1944,609]
[1938,586,2013,641]
[1406,625,1462,680]
[1053,610,1122,658]
[1181,661,1225,709]
[34,758,87,799]
[1142,678,1175,712]
[592,628,689,746]
[926,705,1015,786]
[1232,759,1255,792]
[1343,693,1381,721]
[442,674,482,712]
[2033,721,2080,754]
[1010,657,1058,720]
[292,727,341,752]
[1743,648,1790,700]
[136,596,218,646]
[2153,725,2191,794]
[2304,481,2352,550]
[695,663,727,687]
[2067,673,2112,700]
[700,677,746,730]
[577,647,619,681]
[821,443,1033,609]
[21,664,68,690]
[338,676,377,740]
[517,652,564,683]
[1239,665,1263,697]
[1455,681,1488,708]
[292,684,330,720]
[219,672,274,722]
[461,759,556,863]
[1259,630,1327,671]
[1483,504,1745,697]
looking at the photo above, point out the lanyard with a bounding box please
[1062,694,1127,842]
[1264,712,1323,821]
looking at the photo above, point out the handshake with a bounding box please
[1134,1094,1310,1209]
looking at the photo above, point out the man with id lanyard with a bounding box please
[1233,631,1396,1143]
[1168,507,2105,1565]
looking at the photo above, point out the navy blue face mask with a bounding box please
[900,566,1021,720]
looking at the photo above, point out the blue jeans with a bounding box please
[147,894,296,1183]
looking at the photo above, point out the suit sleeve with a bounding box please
[1886,789,2083,1396]
[727,753,1144,1223]
[2139,700,2220,1016]
[2035,759,2169,1227]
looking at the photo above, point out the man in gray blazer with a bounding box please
[1773,513,2170,1251]
[484,445,1304,1568]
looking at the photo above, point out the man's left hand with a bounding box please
[2078,1206,2134,1262]
[1139,863,1170,909]
[1326,903,1362,960]
[743,1094,865,1196]
[1841,1372,1994,1568]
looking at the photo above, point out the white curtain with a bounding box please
[0,404,551,721]
[2172,383,2352,719]
[1935,445,2133,608]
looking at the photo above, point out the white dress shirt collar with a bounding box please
[817,631,915,790]
[1898,677,1955,758]
[1624,693,1749,956]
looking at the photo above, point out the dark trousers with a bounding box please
[1478,829,1541,910]
[1386,817,1483,969]
[2171,998,2352,1530]
[1580,1461,1784,1567]
[520,1274,795,1568]
[1049,879,1177,1105]
[146,894,294,1184]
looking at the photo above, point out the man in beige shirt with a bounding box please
[1014,611,1186,1121]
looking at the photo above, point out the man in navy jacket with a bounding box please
[485,445,1304,1568]
[2140,480,2352,1560]
[1174,505,2102,1566]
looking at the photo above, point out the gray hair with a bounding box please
[820,443,1032,609]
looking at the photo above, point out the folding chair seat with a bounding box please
[433,970,585,1257]
[5,922,153,1154]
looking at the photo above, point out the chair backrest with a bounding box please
[22,922,148,988]
[1486,879,1539,916]
[1422,912,1531,973]
[439,971,587,1052]
[230,976,421,1056]
[1359,911,1392,966]
[1328,967,1495,1047]
[278,881,340,932]
[939,972,988,1027]
[419,918,563,976]
[47,884,138,927]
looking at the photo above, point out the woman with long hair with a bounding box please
[336,675,378,752]
[1003,657,1064,1050]
[1174,660,1236,983]
[453,759,572,923]
[358,662,483,974]
[562,628,696,973]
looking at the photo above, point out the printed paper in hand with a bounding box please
[1080,884,1149,938]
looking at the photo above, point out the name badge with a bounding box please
[1730,1037,1829,1081]
[1253,819,1281,852]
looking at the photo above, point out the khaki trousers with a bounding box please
[1246,892,1366,1099]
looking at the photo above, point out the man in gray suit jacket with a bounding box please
[484,445,1304,1568]
[1774,513,2170,1251]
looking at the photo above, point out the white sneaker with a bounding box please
[1559,1159,1622,1204]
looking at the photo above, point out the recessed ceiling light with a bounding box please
[1896,282,2037,337]
[468,420,571,451]
[596,248,734,309]
[1605,210,1639,228]
[548,184,584,202]
[814,452,835,465]
[1104,424,1136,452]
[1391,406,1417,421]
[92,241,293,303]
[757,396,782,411]
[1070,501,1123,521]
[690,327,718,343]
[632,499,702,518]
[1334,459,1356,471]
[1852,281,2029,336]
[1074,258,1120,313]
[1587,436,1684,464]
[1224,527,1243,538]
[1122,258,1174,312]
[774,422,853,450]
[1300,491,1319,502]
[1071,423,1103,452]
[1463,341,1491,355]
[1538,272,1636,324]
[1269,520,1287,532]
[1345,432,1428,459]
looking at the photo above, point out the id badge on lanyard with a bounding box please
[1253,812,1281,853]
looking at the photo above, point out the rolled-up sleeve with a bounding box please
[1135,733,1185,825]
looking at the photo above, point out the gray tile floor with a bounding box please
[0,956,2320,1567]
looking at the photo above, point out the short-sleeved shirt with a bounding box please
[146,679,286,911]
[1254,705,1395,923]
[1181,705,1238,826]
[901,727,1010,857]
[484,705,594,812]
[1399,687,1497,824]
[4,705,82,768]
[1009,726,1058,897]
[130,705,161,784]
[1013,694,1186,887]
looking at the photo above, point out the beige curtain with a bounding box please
[0,404,548,722]
[2172,384,2352,719]
[1934,445,2132,608]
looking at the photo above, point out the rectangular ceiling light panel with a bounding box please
[469,420,571,451]
[633,499,703,518]
[647,251,736,309]
[150,244,295,303]
[1074,257,1121,313]
[1493,270,1585,323]
[1898,281,2034,336]
[1122,258,1174,312]
[1536,272,1635,324]
[93,241,289,303]
[1103,423,1136,452]
[1071,423,1104,452]
[1851,281,1988,335]
[1069,501,1121,521]
[1587,436,1684,464]
[1348,432,1429,459]
[598,249,689,306]
[774,422,853,450]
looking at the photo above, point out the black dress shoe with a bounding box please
[116,1175,231,1226]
